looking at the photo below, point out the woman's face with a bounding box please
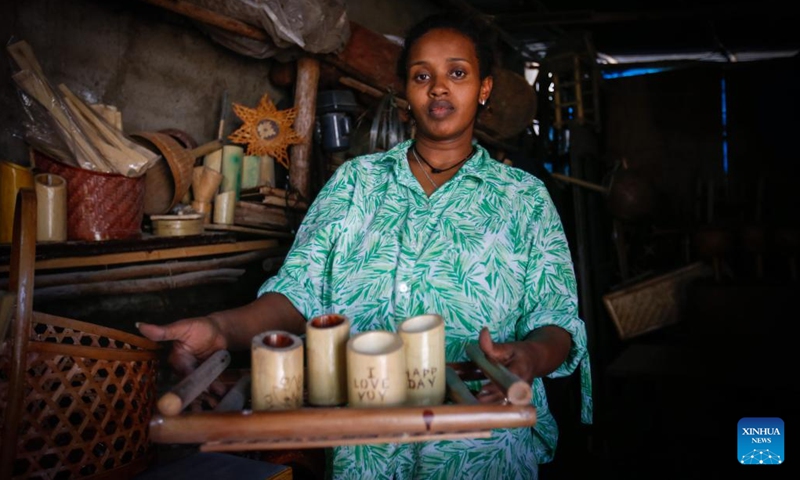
[405,28,492,143]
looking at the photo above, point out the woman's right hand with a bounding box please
[137,316,228,377]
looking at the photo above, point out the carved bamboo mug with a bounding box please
[398,314,446,406]
[251,330,304,410]
[346,330,407,407]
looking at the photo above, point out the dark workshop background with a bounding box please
[1,1,798,479]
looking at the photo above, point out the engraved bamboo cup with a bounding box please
[346,330,407,408]
[251,330,304,411]
[306,313,350,406]
[399,314,446,406]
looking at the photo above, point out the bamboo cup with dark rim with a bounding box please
[251,330,304,410]
[306,313,350,406]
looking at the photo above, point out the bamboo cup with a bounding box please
[221,145,243,199]
[0,160,34,243]
[346,330,407,408]
[213,190,236,225]
[241,155,261,190]
[203,148,222,173]
[306,313,350,406]
[399,314,446,406]
[259,155,276,187]
[34,173,67,242]
[251,330,304,411]
[192,166,223,203]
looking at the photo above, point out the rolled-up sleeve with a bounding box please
[515,187,588,378]
[258,161,357,319]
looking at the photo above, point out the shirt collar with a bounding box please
[383,139,491,184]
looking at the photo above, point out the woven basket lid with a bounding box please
[132,131,196,215]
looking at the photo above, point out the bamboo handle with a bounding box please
[157,350,231,416]
[445,366,478,405]
[189,139,223,159]
[464,342,532,405]
[551,173,609,194]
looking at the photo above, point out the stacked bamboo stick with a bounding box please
[7,40,158,177]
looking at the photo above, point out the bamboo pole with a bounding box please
[150,403,536,445]
[288,57,320,201]
[33,268,245,302]
[139,0,268,41]
[0,249,284,289]
[0,239,278,273]
[465,342,532,405]
[158,350,232,416]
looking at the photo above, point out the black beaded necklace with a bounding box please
[412,143,475,174]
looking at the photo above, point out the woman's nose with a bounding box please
[429,77,448,97]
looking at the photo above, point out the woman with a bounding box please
[139,12,592,479]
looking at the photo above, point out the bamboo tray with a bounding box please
[150,359,537,452]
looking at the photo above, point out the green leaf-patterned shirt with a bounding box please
[260,139,592,479]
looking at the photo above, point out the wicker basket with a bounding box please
[31,150,145,242]
[0,189,160,479]
[603,262,714,340]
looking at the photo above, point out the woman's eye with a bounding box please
[451,69,466,79]
[414,72,430,81]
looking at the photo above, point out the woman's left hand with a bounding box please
[475,327,536,404]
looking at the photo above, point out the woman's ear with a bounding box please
[480,76,494,104]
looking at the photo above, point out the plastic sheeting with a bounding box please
[187,0,350,60]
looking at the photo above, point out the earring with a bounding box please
[407,103,412,112]
[479,98,486,106]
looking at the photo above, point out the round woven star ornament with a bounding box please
[227,93,302,169]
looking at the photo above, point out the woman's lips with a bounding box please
[428,100,454,119]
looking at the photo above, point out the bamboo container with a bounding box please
[346,330,407,407]
[240,155,261,190]
[203,148,223,173]
[306,314,350,406]
[34,173,67,242]
[259,155,275,187]
[0,160,35,243]
[251,330,304,411]
[213,191,236,225]
[399,314,446,406]
[220,145,243,199]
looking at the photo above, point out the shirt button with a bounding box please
[398,282,410,293]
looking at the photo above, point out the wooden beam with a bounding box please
[0,239,278,273]
[139,0,269,41]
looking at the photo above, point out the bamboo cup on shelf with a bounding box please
[191,166,222,224]
[34,173,67,242]
[213,190,236,225]
[0,160,34,243]
[306,313,350,406]
[346,330,407,408]
[220,145,243,199]
[399,313,446,406]
[203,148,223,173]
[251,330,304,411]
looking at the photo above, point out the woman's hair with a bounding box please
[396,12,498,82]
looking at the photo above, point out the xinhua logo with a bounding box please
[738,417,784,465]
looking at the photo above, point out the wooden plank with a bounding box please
[0,239,278,273]
[205,223,295,238]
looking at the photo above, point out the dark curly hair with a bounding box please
[396,12,498,83]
